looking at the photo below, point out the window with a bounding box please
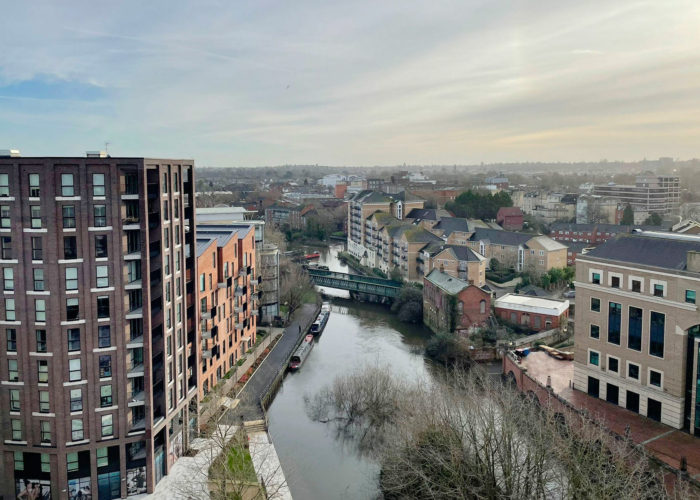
[95,235,108,258]
[608,357,619,373]
[64,236,77,259]
[96,265,109,288]
[628,363,640,380]
[200,273,205,292]
[650,311,665,358]
[177,303,182,323]
[38,360,49,383]
[592,272,601,285]
[69,358,81,381]
[177,329,183,348]
[8,359,18,381]
[611,276,620,288]
[0,174,8,196]
[35,299,46,322]
[649,370,662,388]
[686,290,696,304]
[0,205,10,228]
[39,390,50,412]
[127,261,141,283]
[36,330,47,352]
[212,252,216,268]
[93,173,106,196]
[100,385,113,407]
[590,325,599,339]
[14,452,24,471]
[97,447,109,467]
[5,298,15,320]
[29,173,40,197]
[40,421,51,443]
[70,388,82,411]
[6,328,16,351]
[175,225,180,245]
[589,350,599,366]
[2,236,12,259]
[32,237,42,260]
[163,201,169,220]
[66,298,79,321]
[127,231,140,254]
[165,227,170,249]
[3,268,13,290]
[41,453,50,472]
[125,173,139,194]
[11,419,21,440]
[165,254,171,275]
[62,205,76,228]
[68,328,80,351]
[176,251,181,271]
[608,302,621,345]
[163,172,168,193]
[64,269,79,291]
[590,297,600,312]
[67,452,79,472]
[94,205,106,227]
[175,199,180,218]
[174,171,179,191]
[61,174,75,196]
[99,355,112,378]
[33,268,44,291]
[631,280,641,293]
[98,325,111,348]
[97,296,110,318]
[71,419,83,441]
[9,389,20,411]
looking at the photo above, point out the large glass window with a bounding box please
[98,471,121,500]
[95,235,108,258]
[67,452,79,472]
[3,268,13,290]
[68,328,80,351]
[97,447,108,467]
[35,299,46,322]
[66,298,79,321]
[30,206,41,228]
[33,268,44,291]
[70,388,82,411]
[94,205,107,227]
[29,173,40,197]
[69,358,81,381]
[93,173,106,196]
[62,205,76,228]
[628,306,643,351]
[650,311,665,358]
[608,302,621,345]
[96,265,109,288]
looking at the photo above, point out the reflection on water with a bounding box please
[267,244,434,500]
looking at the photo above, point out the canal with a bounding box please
[266,244,435,500]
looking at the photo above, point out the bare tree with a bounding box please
[306,364,688,500]
[587,202,610,224]
[279,258,317,320]
[171,384,291,500]
[196,192,242,208]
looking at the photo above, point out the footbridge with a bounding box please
[308,269,403,298]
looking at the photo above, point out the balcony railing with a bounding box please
[202,349,212,359]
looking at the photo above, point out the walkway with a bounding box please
[223,303,319,422]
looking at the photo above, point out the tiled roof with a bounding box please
[443,245,486,262]
[405,208,451,220]
[470,228,532,247]
[528,236,567,252]
[425,269,470,295]
[585,233,700,271]
[401,227,444,244]
[432,217,475,236]
[497,207,523,217]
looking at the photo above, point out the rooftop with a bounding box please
[425,269,470,295]
[471,228,533,247]
[495,293,569,314]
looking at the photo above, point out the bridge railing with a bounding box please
[308,269,403,288]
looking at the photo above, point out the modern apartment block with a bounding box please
[0,155,198,499]
[593,174,680,214]
[574,232,700,433]
[195,225,257,399]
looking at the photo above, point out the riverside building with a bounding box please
[0,153,198,498]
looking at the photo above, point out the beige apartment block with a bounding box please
[422,244,487,287]
[574,232,700,433]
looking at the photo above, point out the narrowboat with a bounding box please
[304,252,321,259]
[289,336,314,371]
[310,310,330,335]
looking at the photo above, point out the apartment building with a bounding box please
[347,190,424,265]
[574,232,700,433]
[421,244,487,286]
[195,225,257,399]
[0,155,198,498]
[496,207,524,231]
[264,204,313,230]
[465,229,567,272]
[593,174,680,214]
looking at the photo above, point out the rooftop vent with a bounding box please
[0,149,20,158]
[86,151,108,158]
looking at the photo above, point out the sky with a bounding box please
[1,0,700,167]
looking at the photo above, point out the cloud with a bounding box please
[0,0,699,165]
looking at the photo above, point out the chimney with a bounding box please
[0,149,20,158]
[687,251,700,273]
[468,279,474,285]
[86,151,108,158]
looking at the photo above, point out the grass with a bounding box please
[303,290,317,304]
[226,446,258,483]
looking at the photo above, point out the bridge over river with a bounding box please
[307,268,403,298]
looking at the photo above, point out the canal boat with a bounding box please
[304,252,321,259]
[289,336,314,371]
[310,310,330,335]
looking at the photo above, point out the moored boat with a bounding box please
[289,336,314,371]
[304,252,321,259]
[310,310,330,335]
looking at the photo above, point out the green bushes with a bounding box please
[391,284,423,323]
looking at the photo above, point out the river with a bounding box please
[266,243,435,500]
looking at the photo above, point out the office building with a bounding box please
[0,155,198,498]
[593,174,680,214]
[574,232,700,432]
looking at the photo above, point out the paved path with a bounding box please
[223,303,319,422]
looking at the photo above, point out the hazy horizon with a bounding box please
[2,0,700,167]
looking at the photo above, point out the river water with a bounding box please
[266,244,435,500]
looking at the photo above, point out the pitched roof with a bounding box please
[518,285,552,298]
[405,208,451,220]
[389,191,424,202]
[497,207,523,217]
[350,190,392,204]
[470,228,532,247]
[550,222,597,233]
[432,217,475,237]
[564,241,590,253]
[425,269,470,294]
[585,233,700,271]
[528,236,567,252]
[196,237,217,257]
[368,211,398,225]
[441,245,487,262]
[400,227,444,244]
[195,227,238,248]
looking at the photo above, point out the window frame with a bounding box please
[93,173,106,196]
[588,348,600,368]
[93,204,107,227]
[61,174,75,197]
[62,205,76,228]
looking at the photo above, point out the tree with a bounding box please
[620,204,635,225]
[445,190,513,220]
[644,212,663,226]
[305,365,680,500]
[391,284,423,323]
[586,202,610,224]
[389,267,402,282]
[279,258,317,320]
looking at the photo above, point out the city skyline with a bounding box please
[2,0,700,167]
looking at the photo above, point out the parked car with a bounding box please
[563,290,576,298]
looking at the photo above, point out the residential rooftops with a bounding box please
[425,269,471,295]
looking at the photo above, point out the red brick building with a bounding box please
[423,269,491,335]
[496,207,524,231]
[494,293,569,332]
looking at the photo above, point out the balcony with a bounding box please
[250,278,259,285]
[416,256,424,263]
[235,322,243,330]
[234,306,243,313]
[128,389,145,406]
[202,349,212,359]
[201,306,216,320]
[148,212,160,229]
[129,417,146,433]
[217,281,227,289]
[234,287,244,297]
[202,327,212,340]
[127,362,144,378]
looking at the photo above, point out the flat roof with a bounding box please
[495,293,569,315]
